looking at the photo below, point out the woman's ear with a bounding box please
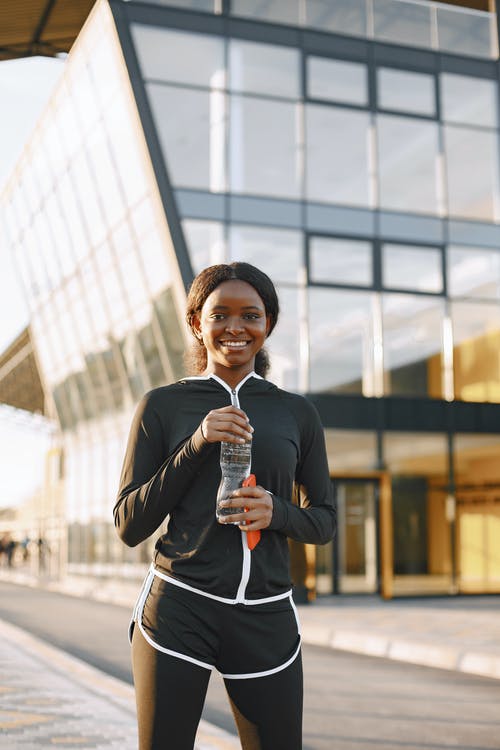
[191,313,203,342]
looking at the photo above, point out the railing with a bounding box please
[134,0,499,60]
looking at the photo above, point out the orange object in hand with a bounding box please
[242,474,261,550]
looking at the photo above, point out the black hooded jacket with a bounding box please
[114,372,336,602]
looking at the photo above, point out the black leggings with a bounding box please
[131,625,303,750]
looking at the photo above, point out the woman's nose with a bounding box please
[225,317,244,333]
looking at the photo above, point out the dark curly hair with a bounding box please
[185,262,280,378]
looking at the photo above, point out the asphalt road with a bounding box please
[1,581,499,750]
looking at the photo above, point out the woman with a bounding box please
[114,262,335,750]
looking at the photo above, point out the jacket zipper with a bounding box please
[211,374,253,603]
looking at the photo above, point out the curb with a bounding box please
[299,622,500,681]
[0,617,240,749]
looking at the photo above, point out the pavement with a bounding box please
[1,568,500,748]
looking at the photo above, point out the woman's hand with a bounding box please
[201,406,253,444]
[219,485,273,531]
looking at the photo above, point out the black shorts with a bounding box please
[129,566,301,679]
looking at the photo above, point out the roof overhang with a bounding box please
[0,0,96,62]
[0,327,45,414]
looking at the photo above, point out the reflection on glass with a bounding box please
[267,286,300,391]
[377,68,435,116]
[377,114,439,215]
[229,39,299,98]
[383,293,444,398]
[306,105,370,206]
[447,246,500,300]
[229,225,302,284]
[324,429,377,473]
[183,219,226,273]
[373,0,431,47]
[444,125,499,222]
[437,6,497,60]
[307,57,367,106]
[383,432,450,594]
[382,244,442,293]
[310,236,372,286]
[454,433,500,592]
[231,0,300,25]
[309,288,374,394]
[452,300,500,403]
[230,96,300,199]
[132,25,225,88]
[148,84,226,192]
[441,73,497,128]
[306,0,367,36]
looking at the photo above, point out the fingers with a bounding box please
[218,486,272,530]
[201,406,254,444]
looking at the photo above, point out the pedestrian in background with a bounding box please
[114,262,335,749]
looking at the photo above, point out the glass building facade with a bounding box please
[2,0,500,596]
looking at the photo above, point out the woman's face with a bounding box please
[193,279,270,382]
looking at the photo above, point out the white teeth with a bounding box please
[221,341,248,348]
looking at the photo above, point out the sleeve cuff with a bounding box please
[267,493,288,532]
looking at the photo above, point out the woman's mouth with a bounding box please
[219,340,250,349]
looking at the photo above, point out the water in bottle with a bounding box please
[216,440,251,523]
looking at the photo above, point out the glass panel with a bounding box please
[307,57,367,106]
[305,0,367,36]
[310,236,372,286]
[452,300,500,403]
[306,105,370,207]
[444,126,499,222]
[324,429,378,473]
[309,288,374,394]
[437,6,497,60]
[267,285,300,391]
[132,0,217,10]
[230,96,300,199]
[183,219,226,273]
[377,68,435,116]
[229,225,302,285]
[382,244,442,293]
[132,25,225,88]
[229,40,299,98]
[231,0,300,25]
[148,84,226,192]
[454,434,500,593]
[373,0,432,47]
[377,114,439,215]
[336,480,378,593]
[441,73,497,128]
[383,432,450,596]
[447,246,500,300]
[382,293,444,398]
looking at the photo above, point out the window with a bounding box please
[308,57,367,106]
[306,105,371,207]
[377,114,439,215]
[230,96,300,199]
[229,40,299,98]
[310,237,372,286]
[378,68,435,116]
[382,244,442,293]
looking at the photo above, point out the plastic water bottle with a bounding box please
[216,440,252,523]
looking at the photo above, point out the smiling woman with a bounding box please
[114,261,335,750]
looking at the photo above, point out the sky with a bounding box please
[0,56,64,508]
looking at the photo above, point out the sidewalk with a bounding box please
[0,617,239,749]
[2,568,500,682]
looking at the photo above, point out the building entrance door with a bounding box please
[335,479,379,594]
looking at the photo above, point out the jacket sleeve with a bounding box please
[113,391,215,547]
[267,398,336,545]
